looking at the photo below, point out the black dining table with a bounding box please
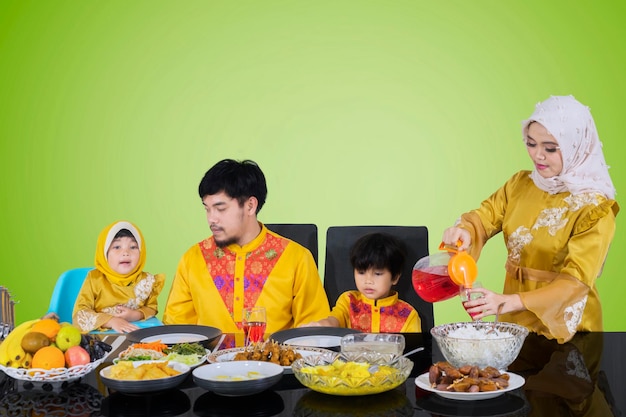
[0,330,624,417]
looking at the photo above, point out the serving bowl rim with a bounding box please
[430,321,529,341]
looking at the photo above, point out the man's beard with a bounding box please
[215,236,237,248]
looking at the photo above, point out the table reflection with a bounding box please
[507,332,619,416]
[0,381,103,416]
[414,391,529,417]
[294,388,414,417]
[193,390,284,417]
[101,388,191,417]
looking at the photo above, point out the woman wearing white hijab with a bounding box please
[442,96,619,343]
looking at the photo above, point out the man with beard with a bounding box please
[163,159,330,337]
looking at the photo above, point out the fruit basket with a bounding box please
[0,357,105,384]
[0,316,114,383]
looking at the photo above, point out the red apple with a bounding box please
[64,345,91,367]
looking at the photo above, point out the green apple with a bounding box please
[55,325,82,352]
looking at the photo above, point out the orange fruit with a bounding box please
[30,319,62,341]
[31,346,65,370]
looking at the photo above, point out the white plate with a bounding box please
[142,332,208,344]
[283,335,343,348]
[207,346,330,374]
[415,371,525,401]
[192,361,284,396]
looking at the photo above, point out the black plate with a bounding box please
[125,325,222,345]
[269,327,361,349]
[99,362,191,395]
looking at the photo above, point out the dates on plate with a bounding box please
[428,361,510,393]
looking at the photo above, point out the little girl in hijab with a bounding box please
[73,220,165,333]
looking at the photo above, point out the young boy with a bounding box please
[73,220,165,333]
[304,233,421,332]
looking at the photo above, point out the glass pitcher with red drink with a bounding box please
[412,242,478,303]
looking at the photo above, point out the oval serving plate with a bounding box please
[207,346,330,374]
[415,371,525,401]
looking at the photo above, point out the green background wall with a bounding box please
[1,1,624,330]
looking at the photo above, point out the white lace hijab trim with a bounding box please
[521,95,616,199]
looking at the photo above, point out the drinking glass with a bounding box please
[459,281,484,321]
[242,306,267,345]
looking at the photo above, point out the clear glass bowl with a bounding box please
[291,351,413,396]
[430,321,529,370]
[340,333,405,357]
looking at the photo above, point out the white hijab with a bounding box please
[521,95,616,200]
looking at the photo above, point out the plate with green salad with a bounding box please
[115,340,209,368]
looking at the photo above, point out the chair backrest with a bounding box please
[47,267,164,331]
[265,223,319,266]
[47,267,93,323]
[323,226,433,333]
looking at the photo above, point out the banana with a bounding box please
[21,352,33,368]
[0,319,40,367]
[0,345,11,366]
[0,330,14,366]
[6,333,27,367]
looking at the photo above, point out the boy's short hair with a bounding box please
[350,233,406,278]
[198,159,267,213]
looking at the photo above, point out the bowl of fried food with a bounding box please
[192,360,284,396]
[99,360,190,394]
[292,351,413,396]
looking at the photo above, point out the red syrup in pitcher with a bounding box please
[412,265,460,302]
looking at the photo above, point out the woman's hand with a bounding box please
[462,287,524,320]
[442,227,472,251]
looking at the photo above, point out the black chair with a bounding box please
[264,223,319,266]
[323,226,433,334]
